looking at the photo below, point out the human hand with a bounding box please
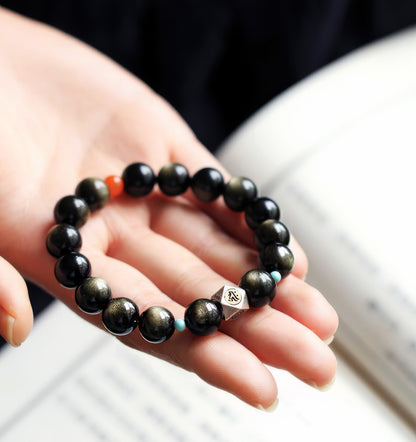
[0,257,33,347]
[0,8,338,410]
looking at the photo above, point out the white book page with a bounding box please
[0,302,414,442]
[218,27,416,421]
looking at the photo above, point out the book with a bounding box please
[0,25,415,442]
[218,25,416,431]
[0,302,414,441]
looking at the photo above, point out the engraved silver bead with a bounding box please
[211,285,249,321]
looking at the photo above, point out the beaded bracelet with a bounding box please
[46,162,294,343]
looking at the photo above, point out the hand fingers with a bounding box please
[221,308,337,388]
[149,137,310,280]
[148,195,258,282]
[184,192,309,279]
[145,198,335,340]
[270,275,338,342]
[149,193,307,281]
[105,219,337,387]
[56,245,278,409]
[0,257,33,346]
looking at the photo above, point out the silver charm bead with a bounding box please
[211,285,249,321]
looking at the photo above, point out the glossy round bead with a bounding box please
[46,223,82,258]
[259,242,295,279]
[239,269,276,308]
[184,299,223,336]
[245,197,280,230]
[138,306,175,343]
[191,167,224,202]
[223,176,257,211]
[158,162,190,196]
[122,162,156,197]
[102,298,139,336]
[75,277,112,314]
[54,195,90,228]
[54,252,91,288]
[105,175,124,197]
[75,177,110,212]
[254,219,290,250]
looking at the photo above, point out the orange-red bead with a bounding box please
[105,175,124,197]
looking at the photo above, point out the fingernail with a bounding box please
[306,376,336,392]
[7,315,19,347]
[324,335,335,345]
[255,396,279,412]
[0,308,18,347]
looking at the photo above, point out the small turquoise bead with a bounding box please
[174,318,186,332]
[271,271,282,283]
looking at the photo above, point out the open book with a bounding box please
[219,25,416,432]
[0,27,415,442]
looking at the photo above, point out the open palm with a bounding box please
[0,8,337,410]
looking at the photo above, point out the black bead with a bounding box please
[75,177,110,212]
[102,298,139,335]
[122,162,156,197]
[54,252,91,288]
[245,197,280,230]
[254,220,290,250]
[46,224,82,258]
[184,299,223,336]
[138,306,175,343]
[54,195,90,228]
[259,242,295,279]
[191,168,224,202]
[239,269,276,308]
[75,277,111,314]
[223,177,257,211]
[158,163,190,196]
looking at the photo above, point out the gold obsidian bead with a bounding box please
[158,162,190,196]
[245,197,280,230]
[46,223,82,258]
[102,298,139,336]
[54,195,90,228]
[223,176,257,211]
[184,299,223,336]
[259,242,295,279]
[54,252,91,288]
[121,162,156,197]
[191,167,224,202]
[254,220,290,250]
[75,277,112,314]
[75,177,110,212]
[138,306,175,343]
[239,269,276,308]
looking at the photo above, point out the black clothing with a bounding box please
[3,1,416,150]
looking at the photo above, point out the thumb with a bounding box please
[0,257,33,346]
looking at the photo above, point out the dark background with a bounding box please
[1,0,416,347]
[4,0,416,150]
